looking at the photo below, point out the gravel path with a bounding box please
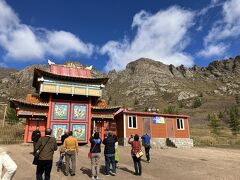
[2,144,240,180]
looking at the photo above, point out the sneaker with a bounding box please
[147,160,150,163]
[105,174,110,176]
[92,176,95,180]
[70,173,75,176]
[96,176,100,180]
[112,172,116,176]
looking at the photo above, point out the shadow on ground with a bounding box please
[118,166,134,175]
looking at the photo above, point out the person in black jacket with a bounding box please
[32,126,41,152]
[89,132,102,180]
[61,130,69,145]
[57,130,69,172]
[102,131,116,176]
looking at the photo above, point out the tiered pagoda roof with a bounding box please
[33,68,109,88]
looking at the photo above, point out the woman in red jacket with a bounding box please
[128,134,142,176]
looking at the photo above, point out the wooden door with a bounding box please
[166,119,174,138]
[142,118,151,135]
[28,120,46,142]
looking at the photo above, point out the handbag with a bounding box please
[32,137,51,165]
[136,150,144,158]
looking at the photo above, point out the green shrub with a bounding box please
[192,97,202,108]
[227,105,240,135]
[208,113,221,135]
[162,106,178,114]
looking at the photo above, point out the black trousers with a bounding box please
[33,141,37,152]
[132,156,142,175]
[36,160,53,180]
[145,146,150,161]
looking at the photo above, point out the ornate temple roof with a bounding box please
[10,98,49,108]
[33,68,109,89]
[92,99,121,112]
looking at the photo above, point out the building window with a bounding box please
[176,118,184,130]
[128,115,137,128]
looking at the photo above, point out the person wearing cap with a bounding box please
[0,146,17,180]
[63,131,78,176]
[103,131,116,176]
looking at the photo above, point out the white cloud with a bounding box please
[101,6,195,71]
[45,31,93,58]
[197,43,228,57]
[198,0,222,16]
[0,0,93,62]
[198,0,240,58]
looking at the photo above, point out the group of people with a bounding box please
[89,131,151,179]
[33,128,79,180]
[31,126,151,180]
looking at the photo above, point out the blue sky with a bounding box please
[0,0,240,72]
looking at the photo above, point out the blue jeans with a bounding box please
[105,154,116,175]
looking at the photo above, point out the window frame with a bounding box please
[128,115,137,129]
[176,118,185,130]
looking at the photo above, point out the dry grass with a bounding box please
[191,126,240,147]
[0,122,24,144]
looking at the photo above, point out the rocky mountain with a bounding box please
[105,56,240,104]
[0,67,18,79]
[103,56,240,125]
[1,57,240,126]
[0,64,49,102]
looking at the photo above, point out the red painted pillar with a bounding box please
[24,117,29,143]
[88,97,92,144]
[101,119,104,140]
[46,94,52,128]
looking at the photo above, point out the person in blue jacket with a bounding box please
[141,133,151,163]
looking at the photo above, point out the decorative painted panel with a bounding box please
[53,104,68,120]
[92,113,114,119]
[88,89,101,96]
[59,86,72,94]
[72,124,87,141]
[42,84,56,92]
[52,124,67,141]
[74,87,86,95]
[72,105,87,120]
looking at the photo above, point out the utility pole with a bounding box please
[0,103,8,127]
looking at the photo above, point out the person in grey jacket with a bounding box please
[35,128,57,180]
[0,146,17,180]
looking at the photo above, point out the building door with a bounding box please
[166,119,174,138]
[28,119,47,142]
[142,118,151,135]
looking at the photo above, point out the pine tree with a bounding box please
[208,113,221,135]
[227,106,240,135]
[6,105,19,124]
[162,106,178,114]
[192,97,202,108]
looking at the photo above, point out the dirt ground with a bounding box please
[2,144,240,180]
